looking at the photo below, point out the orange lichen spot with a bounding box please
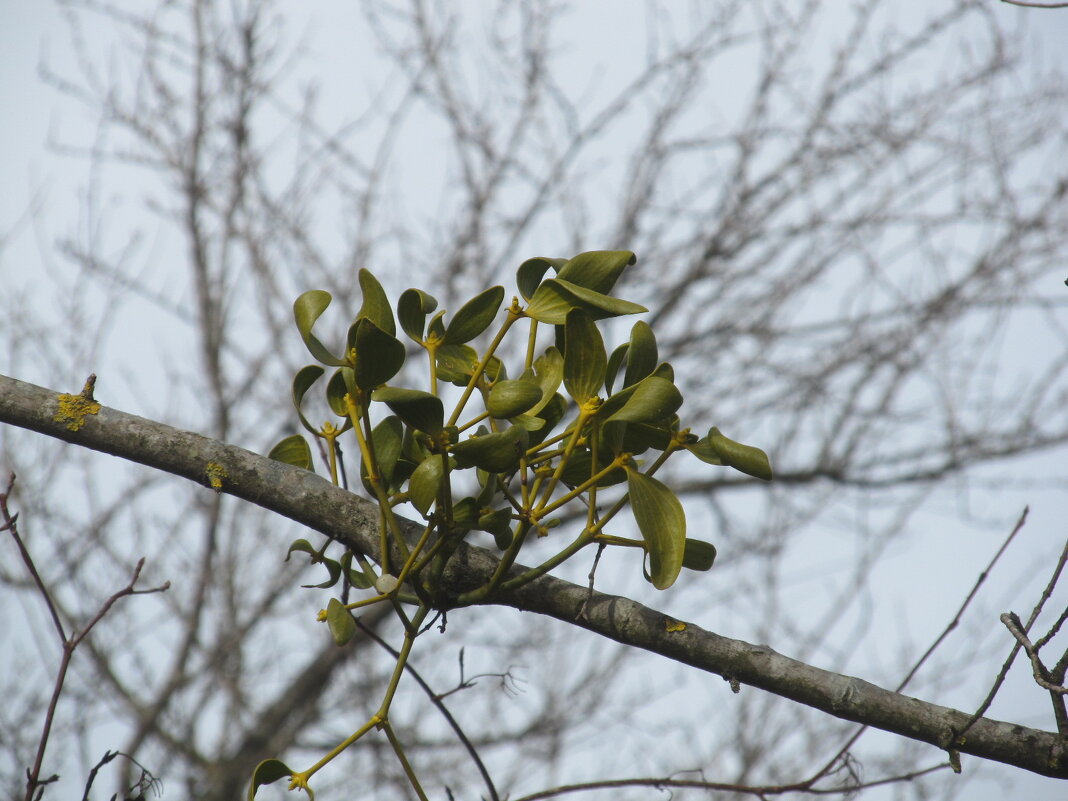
[665,619,686,633]
[205,461,227,491]
[53,375,101,432]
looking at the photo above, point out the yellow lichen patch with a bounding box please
[665,619,686,633]
[205,461,228,492]
[53,376,101,432]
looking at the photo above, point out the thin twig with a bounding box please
[955,531,1068,744]
[809,506,1029,783]
[354,619,500,801]
[3,475,170,801]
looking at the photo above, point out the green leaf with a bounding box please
[451,426,527,473]
[268,434,313,471]
[477,507,513,539]
[706,427,773,481]
[624,320,657,388]
[398,288,438,343]
[293,290,347,366]
[435,344,479,382]
[605,343,628,396]
[451,496,480,530]
[291,365,325,434]
[285,538,317,561]
[528,393,568,446]
[527,346,564,414]
[371,416,404,487]
[684,437,723,466]
[357,268,396,336]
[525,278,647,324]
[373,387,444,436]
[603,376,682,425]
[326,368,355,421]
[559,449,627,487]
[427,310,446,341]
[626,466,686,590]
[339,550,374,589]
[563,308,606,404]
[555,250,636,294]
[302,557,341,589]
[488,379,543,418]
[682,539,717,571]
[248,758,293,800]
[352,318,406,390]
[408,453,444,516]
[443,286,505,345]
[326,597,356,645]
[517,256,567,301]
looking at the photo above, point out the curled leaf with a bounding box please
[248,759,294,800]
[357,268,396,336]
[682,539,717,571]
[268,434,313,471]
[398,288,438,343]
[293,290,347,366]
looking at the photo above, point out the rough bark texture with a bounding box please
[2,372,1065,779]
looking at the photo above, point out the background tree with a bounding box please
[1,1,1066,799]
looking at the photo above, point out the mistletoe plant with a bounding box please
[250,250,772,799]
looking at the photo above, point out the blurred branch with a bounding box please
[1,472,169,801]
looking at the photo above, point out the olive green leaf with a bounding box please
[268,434,313,471]
[293,290,348,366]
[477,507,513,538]
[291,365,325,434]
[603,376,682,425]
[373,415,404,486]
[435,343,479,383]
[398,288,438,343]
[408,453,444,516]
[373,387,444,436]
[626,465,686,590]
[555,250,636,294]
[528,392,568,446]
[285,538,317,561]
[339,550,374,589]
[326,597,356,645]
[427,309,447,342]
[351,318,405,390]
[356,268,396,336]
[610,416,674,454]
[516,256,567,301]
[488,379,543,418]
[443,285,505,345]
[559,449,627,487]
[684,437,723,465]
[325,368,356,421]
[248,759,293,800]
[682,538,717,571]
[528,346,564,411]
[451,426,527,473]
[563,308,606,404]
[525,279,647,324]
[605,343,628,395]
[451,496,480,531]
[624,320,657,388]
[705,427,773,480]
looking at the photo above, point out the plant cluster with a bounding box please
[252,250,771,799]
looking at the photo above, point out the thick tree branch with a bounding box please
[2,372,1065,779]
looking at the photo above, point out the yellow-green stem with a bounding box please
[534,406,593,511]
[446,308,521,428]
[383,721,429,801]
[537,456,624,518]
